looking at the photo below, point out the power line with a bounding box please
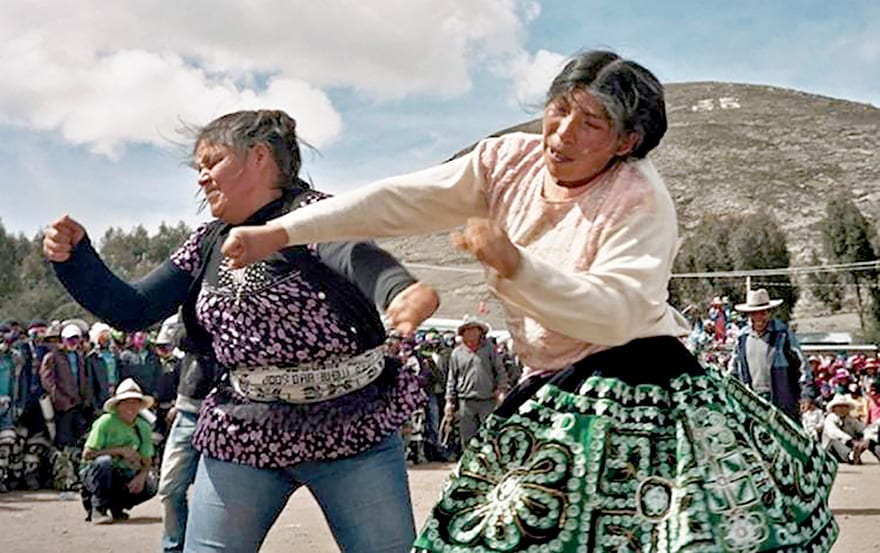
[672,260,880,278]
[751,281,880,289]
[405,260,880,279]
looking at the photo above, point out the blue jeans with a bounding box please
[184,432,415,552]
[158,411,200,553]
[82,455,157,514]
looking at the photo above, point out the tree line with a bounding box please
[671,192,880,342]
[3,192,880,340]
[0,221,191,323]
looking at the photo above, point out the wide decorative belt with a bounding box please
[229,347,386,404]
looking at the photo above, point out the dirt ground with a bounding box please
[1,458,878,552]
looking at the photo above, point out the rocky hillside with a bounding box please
[378,83,880,330]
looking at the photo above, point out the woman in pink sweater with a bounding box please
[223,50,837,553]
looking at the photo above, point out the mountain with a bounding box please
[377,82,880,331]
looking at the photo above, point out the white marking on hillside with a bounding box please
[691,97,741,111]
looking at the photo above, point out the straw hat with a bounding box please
[61,318,90,336]
[44,321,63,339]
[825,394,858,412]
[734,289,783,312]
[103,378,154,412]
[60,324,83,340]
[457,315,490,335]
[89,322,112,345]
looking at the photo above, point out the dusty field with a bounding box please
[1,459,878,552]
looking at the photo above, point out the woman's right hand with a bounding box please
[43,215,86,263]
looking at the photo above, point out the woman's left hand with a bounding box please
[386,282,439,336]
[451,218,521,279]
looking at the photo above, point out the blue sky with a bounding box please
[1,0,878,239]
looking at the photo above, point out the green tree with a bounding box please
[99,225,153,280]
[148,221,192,264]
[671,211,796,321]
[0,220,24,302]
[820,193,878,334]
[729,211,797,321]
[806,249,843,312]
[670,216,739,314]
[0,234,75,321]
[0,221,196,322]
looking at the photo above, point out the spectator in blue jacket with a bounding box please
[730,288,814,419]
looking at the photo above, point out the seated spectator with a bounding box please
[849,383,869,423]
[822,394,880,465]
[80,378,156,524]
[867,380,880,425]
[800,397,824,441]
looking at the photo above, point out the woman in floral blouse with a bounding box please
[43,109,438,552]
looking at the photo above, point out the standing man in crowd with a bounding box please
[119,331,161,399]
[39,324,93,450]
[0,323,24,492]
[87,322,119,411]
[444,317,508,449]
[730,288,814,420]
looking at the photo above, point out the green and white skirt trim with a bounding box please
[413,341,837,552]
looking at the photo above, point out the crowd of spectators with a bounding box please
[0,314,522,502]
[4,295,876,511]
[0,317,181,497]
[684,295,880,465]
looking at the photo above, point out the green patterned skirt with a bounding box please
[413,337,838,553]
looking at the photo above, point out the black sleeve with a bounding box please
[52,236,193,331]
[316,240,417,309]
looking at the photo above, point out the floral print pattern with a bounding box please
[169,218,424,468]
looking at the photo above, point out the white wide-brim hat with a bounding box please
[89,322,112,345]
[734,288,784,313]
[60,324,83,340]
[61,318,90,336]
[825,394,859,412]
[457,315,491,335]
[103,378,154,412]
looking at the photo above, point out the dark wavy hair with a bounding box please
[546,50,666,159]
[190,109,308,191]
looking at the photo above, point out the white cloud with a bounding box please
[1,45,342,157]
[505,49,567,106]
[0,0,542,155]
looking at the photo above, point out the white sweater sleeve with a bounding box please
[271,152,489,245]
[487,196,681,346]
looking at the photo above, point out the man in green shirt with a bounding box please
[81,378,156,524]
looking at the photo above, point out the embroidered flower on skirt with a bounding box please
[435,423,574,550]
